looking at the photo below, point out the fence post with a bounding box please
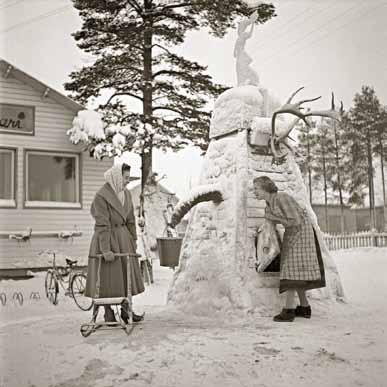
[371,229,377,247]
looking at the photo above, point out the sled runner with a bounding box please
[80,253,144,337]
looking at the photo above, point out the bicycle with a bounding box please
[42,250,92,311]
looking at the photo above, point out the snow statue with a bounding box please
[233,7,279,119]
[234,10,260,87]
[167,85,345,316]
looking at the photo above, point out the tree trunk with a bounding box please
[366,128,376,230]
[141,3,154,215]
[321,142,329,232]
[307,134,313,204]
[378,131,387,230]
[333,121,345,233]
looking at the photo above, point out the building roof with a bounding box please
[0,58,84,113]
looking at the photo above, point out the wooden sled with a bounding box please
[80,253,144,337]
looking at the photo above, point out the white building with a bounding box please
[0,59,112,271]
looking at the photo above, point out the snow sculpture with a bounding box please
[168,89,345,316]
[234,11,260,87]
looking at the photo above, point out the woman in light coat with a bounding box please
[253,176,325,322]
[85,163,145,323]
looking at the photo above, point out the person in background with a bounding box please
[85,163,145,323]
[253,176,326,322]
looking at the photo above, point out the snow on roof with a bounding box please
[0,58,84,113]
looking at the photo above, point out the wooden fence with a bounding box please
[323,231,387,250]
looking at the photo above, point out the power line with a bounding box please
[259,3,370,69]
[0,0,25,11]
[0,5,72,34]
[255,2,339,53]
[265,3,387,105]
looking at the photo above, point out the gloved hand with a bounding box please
[137,217,145,228]
[166,223,175,237]
[103,251,115,262]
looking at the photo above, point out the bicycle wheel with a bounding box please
[45,270,59,305]
[71,273,92,311]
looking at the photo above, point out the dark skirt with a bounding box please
[279,228,326,294]
[85,255,145,298]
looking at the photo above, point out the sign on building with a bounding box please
[0,103,35,135]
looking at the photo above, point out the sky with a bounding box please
[1,0,387,197]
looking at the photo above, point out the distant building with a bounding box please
[129,178,187,260]
[312,204,386,233]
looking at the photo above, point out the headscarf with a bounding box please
[104,164,125,205]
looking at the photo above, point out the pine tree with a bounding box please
[375,107,387,205]
[330,110,350,233]
[342,115,368,207]
[295,119,318,204]
[64,0,276,206]
[376,106,387,230]
[348,86,381,229]
[312,118,336,231]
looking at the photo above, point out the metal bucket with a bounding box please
[156,237,183,268]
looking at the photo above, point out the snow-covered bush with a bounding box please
[67,109,170,159]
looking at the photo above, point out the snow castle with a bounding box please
[167,11,344,315]
[168,84,344,315]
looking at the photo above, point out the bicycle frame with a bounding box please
[44,251,91,310]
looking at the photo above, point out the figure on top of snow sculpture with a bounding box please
[234,10,260,87]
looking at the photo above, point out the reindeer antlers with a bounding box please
[270,87,341,164]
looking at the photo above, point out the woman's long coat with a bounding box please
[85,183,145,298]
[265,192,326,293]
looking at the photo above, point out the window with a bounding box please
[0,103,35,135]
[25,151,81,208]
[0,148,16,207]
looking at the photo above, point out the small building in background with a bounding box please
[0,59,112,271]
[312,203,386,233]
[129,177,187,260]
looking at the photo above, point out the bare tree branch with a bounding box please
[152,105,191,118]
[152,69,187,79]
[152,43,175,56]
[128,0,144,15]
[161,2,193,11]
[103,92,143,108]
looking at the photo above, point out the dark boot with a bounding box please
[273,308,295,322]
[295,305,311,318]
[120,302,130,324]
[104,306,117,323]
[132,312,144,322]
[121,307,144,323]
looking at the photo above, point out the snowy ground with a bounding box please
[0,248,386,387]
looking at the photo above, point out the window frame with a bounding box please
[24,149,82,209]
[0,147,17,208]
